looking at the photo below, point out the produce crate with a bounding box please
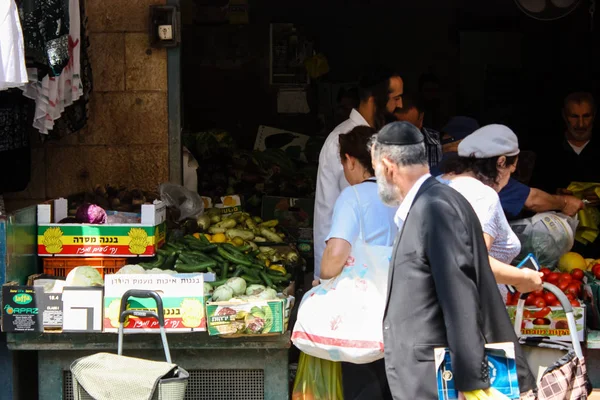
[37,198,166,257]
[43,257,128,279]
[506,305,586,342]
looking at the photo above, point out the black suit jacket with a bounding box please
[382,177,536,399]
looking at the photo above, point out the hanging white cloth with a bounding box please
[0,0,29,90]
[22,0,82,134]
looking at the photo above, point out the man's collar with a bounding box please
[394,173,432,229]
[349,108,370,127]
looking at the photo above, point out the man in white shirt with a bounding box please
[313,67,404,279]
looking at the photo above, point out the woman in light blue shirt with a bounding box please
[320,125,397,400]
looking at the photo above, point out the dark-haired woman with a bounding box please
[319,125,396,400]
[440,124,543,299]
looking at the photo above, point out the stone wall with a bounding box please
[4,0,169,212]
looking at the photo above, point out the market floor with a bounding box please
[591,390,600,399]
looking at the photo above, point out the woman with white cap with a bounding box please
[439,124,543,298]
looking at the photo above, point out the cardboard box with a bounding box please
[213,195,242,216]
[261,196,313,230]
[506,305,586,342]
[1,285,62,332]
[62,286,103,332]
[206,295,294,336]
[103,273,206,333]
[435,342,520,399]
[37,199,166,257]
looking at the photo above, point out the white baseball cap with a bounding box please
[458,124,520,158]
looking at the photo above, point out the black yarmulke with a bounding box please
[376,121,424,145]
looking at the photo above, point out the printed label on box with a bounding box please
[506,305,586,342]
[104,274,206,333]
[2,286,63,332]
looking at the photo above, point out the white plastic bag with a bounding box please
[292,187,392,364]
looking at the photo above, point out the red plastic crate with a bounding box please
[43,257,128,279]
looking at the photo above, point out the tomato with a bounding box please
[533,306,552,318]
[540,268,552,280]
[558,280,570,291]
[550,300,561,307]
[594,265,600,280]
[570,299,581,307]
[543,292,557,304]
[533,318,548,325]
[565,284,581,298]
[566,293,575,301]
[525,293,537,306]
[532,289,545,297]
[571,268,585,281]
[534,298,547,308]
[546,272,561,284]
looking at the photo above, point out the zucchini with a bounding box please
[253,236,267,243]
[162,252,179,270]
[216,246,254,267]
[260,228,283,243]
[138,254,165,270]
[208,226,226,234]
[196,214,211,231]
[208,279,228,288]
[215,218,237,229]
[260,219,279,228]
[259,271,275,288]
[233,266,244,278]
[220,261,229,280]
[241,274,262,284]
[225,229,255,241]
[174,263,212,273]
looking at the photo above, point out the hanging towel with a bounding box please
[0,0,28,90]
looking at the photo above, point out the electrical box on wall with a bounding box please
[149,5,180,48]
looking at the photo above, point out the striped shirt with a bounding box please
[422,127,442,168]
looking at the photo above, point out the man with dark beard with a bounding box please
[313,66,403,281]
[371,122,536,399]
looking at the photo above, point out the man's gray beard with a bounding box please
[567,127,592,142]
[375,165,401,207]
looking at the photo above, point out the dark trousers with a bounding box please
[341,359,393,400]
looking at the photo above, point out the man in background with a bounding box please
[394,93,442,170]
[439,116,584,219]
[533,92,600,195]
[313,66,404,280]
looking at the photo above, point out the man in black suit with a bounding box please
[371,122,536,399]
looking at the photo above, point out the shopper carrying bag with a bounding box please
[292,126,397,400]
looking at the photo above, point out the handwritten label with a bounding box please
[76,246,119,255]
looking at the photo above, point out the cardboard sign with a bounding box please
[507,305,586,342]
[103,274,206,333]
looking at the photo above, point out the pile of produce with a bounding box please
[196,210,288,245]
[183,129,319,214]
[139,233,295,292]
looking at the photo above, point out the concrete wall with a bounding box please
[4,0,169,212]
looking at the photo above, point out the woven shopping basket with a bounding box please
[70,290,189,400]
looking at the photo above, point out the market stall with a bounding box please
[1,185,310,399]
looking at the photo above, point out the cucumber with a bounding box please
[220,261,229,280]
[217,246,254,267]
[174,262,213,273]
[138,254,165,270]
[259,271,275,288]
[241,274,262,284]
[208,279,228,288]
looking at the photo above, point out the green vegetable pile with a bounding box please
[139,234,293,292]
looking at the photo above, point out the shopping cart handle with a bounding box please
[519,282,573,313]
[119,289,165,326]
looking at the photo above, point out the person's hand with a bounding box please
[514,268,543,294]
[561,195,585,216]
[312,279,320,288]
[458,392,467,400]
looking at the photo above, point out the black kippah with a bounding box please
[376,122,424,145]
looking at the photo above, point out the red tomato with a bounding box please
[525,293,537,306]
[570,299,581,307]
[543,292,557,304]
[546,272,561,284]
[559,273,573,283]
[540,268,552,280]
[532,289,545,297]
[571,268,585,281]
[594,265,600,280]
[534,298,547,308]
[550,300,561,307]
[558,280,570,291]
[565,284,581,298]
[566,293,575,301]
